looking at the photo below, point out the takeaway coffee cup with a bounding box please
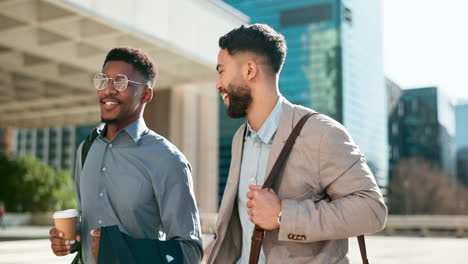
[53,209,78,241]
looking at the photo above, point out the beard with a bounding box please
[101,118,118,124]
[225,82,252,119]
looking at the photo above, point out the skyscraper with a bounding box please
[396,87,456,178]
[455,102,468,150]
[219,0,388,201]
[455,102,468,185]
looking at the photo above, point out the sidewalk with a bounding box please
[0,225,215,247]
[0,225,52,241]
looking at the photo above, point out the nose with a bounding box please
[101,79,118,96]
[216,78,222,92]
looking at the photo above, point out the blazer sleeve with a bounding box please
[278,120,387,242]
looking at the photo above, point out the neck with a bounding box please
[247,80,280,132]
[104,116,140,141]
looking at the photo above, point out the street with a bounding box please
[0,234,467,263]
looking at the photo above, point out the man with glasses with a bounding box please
[49,47,203,263]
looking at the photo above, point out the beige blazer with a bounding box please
[207,99,387,264]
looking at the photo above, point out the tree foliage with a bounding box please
[0,155,76,212]
[389,157,468,215]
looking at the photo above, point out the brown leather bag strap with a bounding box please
[358,235,369,264]
[249,112,316,264]
[248,111,370,264]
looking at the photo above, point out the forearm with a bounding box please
[278,190,387,242]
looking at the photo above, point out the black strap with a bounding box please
[81,127,101,168]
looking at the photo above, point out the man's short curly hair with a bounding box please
[103,47,157,88]
[219,24,287,74]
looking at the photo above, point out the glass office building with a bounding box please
[13,124,96,171]
[455,102,468,185]
[455,103,468,150]
[219,0,388,201]
[397,87,456,178]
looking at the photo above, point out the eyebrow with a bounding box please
[216,64,223,72]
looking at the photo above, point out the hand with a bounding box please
[246,185,282,230]
[90,228,101,263]
[49,227,81,256]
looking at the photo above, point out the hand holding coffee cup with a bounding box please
[49,209,80,256]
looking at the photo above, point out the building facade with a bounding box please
[395,87,456,178]
[219,0,388,201]
[455,102,468,150]
[386,78,404,181]
[0,0,249,219]
[455,102,468,185]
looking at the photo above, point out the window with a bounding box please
[344,6,352,25]
[280,3,332,28]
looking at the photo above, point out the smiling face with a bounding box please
[216,49,253,119]
[98,60,151,128]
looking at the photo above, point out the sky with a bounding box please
[383,0,468,103]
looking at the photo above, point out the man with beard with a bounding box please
[206,24,387,264]
[48,47,203,264]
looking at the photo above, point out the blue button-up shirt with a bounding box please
[237,96,283,264]
[74,118,202,264]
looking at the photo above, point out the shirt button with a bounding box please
[99,193,104,197]
[254,143,259,148]
[249,178,255,184]
[108,144,113,148]
[102,167,107,172]
[98,220,103,225]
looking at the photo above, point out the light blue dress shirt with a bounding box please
[237,96,283,264]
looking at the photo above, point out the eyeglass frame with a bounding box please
[93,73,152,92]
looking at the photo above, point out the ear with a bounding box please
[142,88,153,103]
[243,60,258,81]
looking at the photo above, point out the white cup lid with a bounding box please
[53,209,79,218]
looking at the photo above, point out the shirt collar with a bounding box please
[123,118,149,142]
[99,118,149,143]
[246,96,283,144]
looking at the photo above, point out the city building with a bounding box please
[457,147,468,186]
[455,102,468,150]
[396,87,456,178]
[386,78,404,181]
[455,102,468,185]
[0,0,248,217]
[219,0,388,201]
[13,124,96,170]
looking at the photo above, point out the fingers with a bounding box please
[246,200,254,208]
[248,185,262,191]
[49,227,63,238]
[49,227,70,256]
[50,237,71,256]
[90,228,101,238]
[76,233,81,242]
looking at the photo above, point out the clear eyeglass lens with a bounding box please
[94,73,108,90]
[113,74,128,91]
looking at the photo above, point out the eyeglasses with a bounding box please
[93,73,150,91]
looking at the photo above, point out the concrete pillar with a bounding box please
[144,88,171,139]
[3,126,14,156]
[169,82,219,228]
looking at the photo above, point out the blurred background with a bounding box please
[0,0,467,263]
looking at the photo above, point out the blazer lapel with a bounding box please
[264,99,296,185]
[216,122,246,241]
